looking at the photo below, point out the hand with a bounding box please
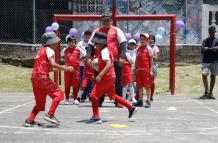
[65,66,74,72]
[95,74,102,82]
[119,58,125,66]
[86,58,92,67]
[150,70,154,76]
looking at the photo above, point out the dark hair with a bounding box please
[208,26,216,34]
[149,35,155,42]
[84,29,93,35]
[66,36,76,43]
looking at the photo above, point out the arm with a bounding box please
[49,56,74,72]
[96,60,111,82]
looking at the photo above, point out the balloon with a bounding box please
[155,34,163,44]
[157,27,165,35]
[69,28,78,37]
[133,33,140,42]
[45,26,53,32]
[176,21,185,30]
[51,22,59,30]
[125,33,132,41]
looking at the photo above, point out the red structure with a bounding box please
[53,10,176,95]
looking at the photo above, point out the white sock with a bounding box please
[129,84,135,99]
[78,89,84,99]
[122,85,128,99]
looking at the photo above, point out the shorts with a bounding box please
[90,78,116,100]
[122,74,133,86]
[31,78,64,111]
[201,63,218,76]
[136,70,151,89]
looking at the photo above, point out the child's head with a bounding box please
[65,35,77,48]
[93,32,107,50]
[128,39,137,50]
[140,33,149,46]
[84,29,93,42]
[148,35,155,45]
[41,32,61,49]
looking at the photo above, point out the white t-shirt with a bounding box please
[147,46,154,57]
[151,45,159,54]
[77,40,87,66]
[46,47,55,59]
[101,48,110,61]
[88,26,127,46]
[126,49,136,69]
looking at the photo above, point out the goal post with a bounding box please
[53,14,176,95]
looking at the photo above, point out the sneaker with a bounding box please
[208,93,216,99]
[43,114,60,125]
[73,100,80,105]
[144,100,151,108]
[132,98,137,104]
[133,100,143,107]
[200,92,209,99]
[24,119,41,127]
[86,117,102,124]
[129,106,138,118]
[65,100,70,105]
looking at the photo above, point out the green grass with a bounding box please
[0,63,217,95]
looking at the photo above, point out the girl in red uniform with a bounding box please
[134,33,153,108]
[61,35,86,105]
[148,35,160,101]
[87,32,138,124]
[24,32,74,127]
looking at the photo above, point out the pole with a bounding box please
[33,0,36,44]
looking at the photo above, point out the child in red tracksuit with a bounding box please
[77,59,94,101]
[134,33,153,108]
[24,32,74,127]
[61,35,86,105]
[87,32,138,124]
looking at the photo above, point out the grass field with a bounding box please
[0,63,217,95]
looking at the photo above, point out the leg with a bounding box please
[122,85,128,100]
[64,71,72,101]
[202,74,209,93]
[209,75,216,94]
[150,83,155,101]
[114,62,122,97]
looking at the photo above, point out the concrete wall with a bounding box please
[0,43,202,67]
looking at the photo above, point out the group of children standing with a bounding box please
[24,29,159,126]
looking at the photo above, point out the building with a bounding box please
[0,0,217,44]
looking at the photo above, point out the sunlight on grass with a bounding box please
[0,63,217,95]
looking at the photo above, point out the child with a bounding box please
[87,32,138,123]
[122,39,137,103]
[61,34,86,105]
[24,32,74,127]
[77,29,93,101]
[134,33,153,108]
[148,35,160,101]
[77,55,95,101]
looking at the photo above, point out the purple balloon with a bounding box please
[133,33,140,42]
[45,26,53,32]
[69,28,78,37]
[176,21,185,30]
[125,33,132,41]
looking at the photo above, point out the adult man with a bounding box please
[200,26,218,99]
[86,12,127,107]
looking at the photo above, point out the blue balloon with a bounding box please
[157,27,165,35]
[155,34,163,44]
[51,22,59,30]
